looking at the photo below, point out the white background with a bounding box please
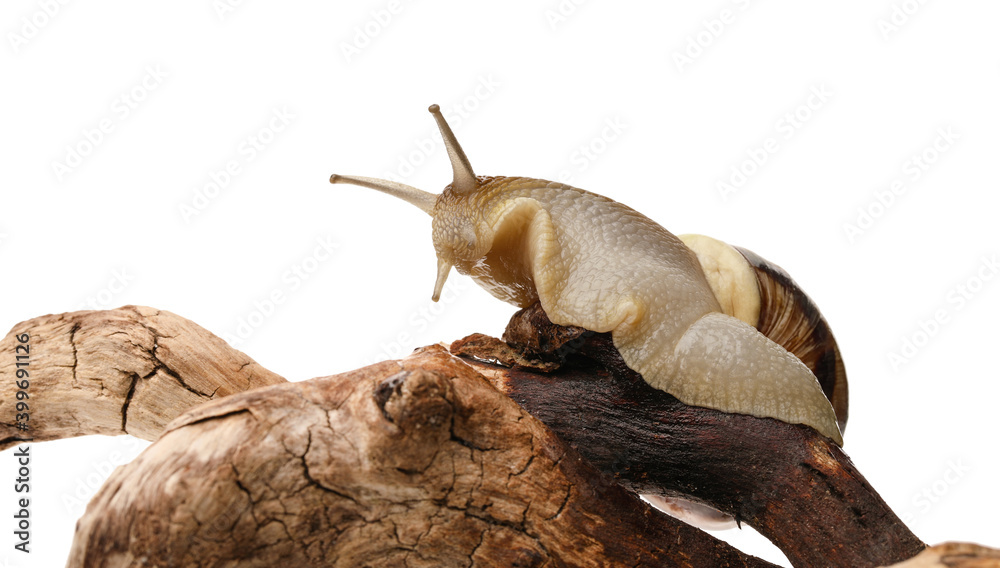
[2,1,999,566]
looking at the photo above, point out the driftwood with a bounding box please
[884,543,1000,567]
[68,345,776,568]
[0,306,284,449]
[1,305,998,567]
[452,304,925,567]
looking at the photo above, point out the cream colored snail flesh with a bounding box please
[330,104,847,446]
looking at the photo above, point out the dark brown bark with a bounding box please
[451,304,926,568]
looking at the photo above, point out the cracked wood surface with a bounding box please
[0,306,285,449]
[2,306,996,566]
[68,345,777,568]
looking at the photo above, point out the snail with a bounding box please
[330,104,847,446]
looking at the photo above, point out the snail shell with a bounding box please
[680,234,848,432]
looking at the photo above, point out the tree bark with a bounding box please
[449,304,927,568]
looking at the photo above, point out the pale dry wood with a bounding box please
[881,543,1000,567]
[0,305,285,449]
[67,345,775,568]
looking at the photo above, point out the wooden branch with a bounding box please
[68,345,776,568]
[881,543,1000,567]
[450,304,927,568]
[0,306,285,449]
[3,306,996,566]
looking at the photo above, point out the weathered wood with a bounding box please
[881,543,1000,567]
[0,306,285,449]
[67,345,777,568]
[2,305,995,566]
[451,303,927,568]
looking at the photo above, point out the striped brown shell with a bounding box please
[735,246,849,433]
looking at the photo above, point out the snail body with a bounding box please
[331,105,845,445]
